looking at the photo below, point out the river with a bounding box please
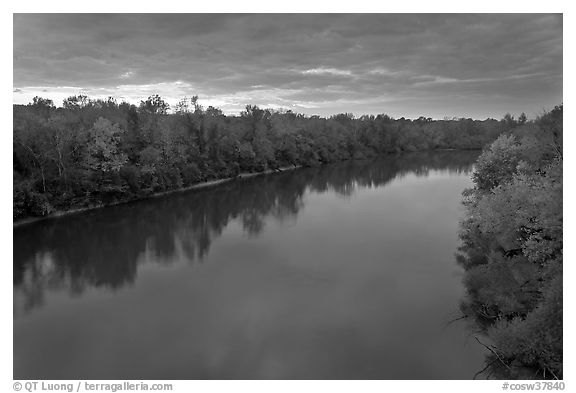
[14,150,487,379]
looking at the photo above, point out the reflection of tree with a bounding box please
[14,151,478,314]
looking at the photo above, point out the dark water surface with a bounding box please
[14,151,487,379]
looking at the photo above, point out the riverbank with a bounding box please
[13,165,302,228]
[14,148,485,228]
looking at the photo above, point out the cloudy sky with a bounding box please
[13,14,562,119]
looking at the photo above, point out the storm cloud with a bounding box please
[13,14,562,119]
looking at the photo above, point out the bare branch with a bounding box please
[474,336,511,371]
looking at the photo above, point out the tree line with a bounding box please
[14,94,520,220]
[457,105,562,379]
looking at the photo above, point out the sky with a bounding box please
[13,14,563,119]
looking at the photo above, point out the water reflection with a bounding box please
[14,151,478,316]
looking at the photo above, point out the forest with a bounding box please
[457,105,563,379]
[14,94,516,221]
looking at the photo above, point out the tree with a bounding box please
[63,95,91,110]
[537,104,563,158]
[241,105,271,142]
[139,95,170,115]
[32,96,54,109]
[518,112,527,125]
[84,117,127,173]
[472,134,524,191]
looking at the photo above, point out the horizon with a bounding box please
[14,94,550,122]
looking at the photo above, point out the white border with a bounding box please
[3,3,573,392]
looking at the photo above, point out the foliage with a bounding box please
[457,105,562,379]
[84,117,128,173]
[472,134,524,191]
[14,94,519,220]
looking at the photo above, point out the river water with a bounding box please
[14,150,487,379]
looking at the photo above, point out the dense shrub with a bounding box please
[457,105,563,379]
